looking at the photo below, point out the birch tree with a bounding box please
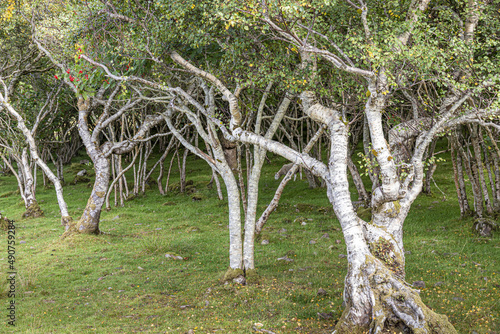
[31,1,180,234]
[0,11,72,224]
[161,0,500,332]
[33,0,499,330]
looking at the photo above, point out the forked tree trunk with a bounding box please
[457,141,483,216]
[242,93,292,271]
[255,125,326,234]
[299,91,457,334]
[2,97,71,226]
[164,110,243,276]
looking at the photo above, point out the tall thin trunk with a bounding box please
[0,154,26,204]
[480,132,498,209]
[20,149,42,218]
[457,138,483,216]
[484,127,500,204]
[237,144,247,217]
[470,125,493,214]
[450,135,470,217]
[180,148,188,193]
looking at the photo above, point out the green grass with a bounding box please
[0,144,499,333]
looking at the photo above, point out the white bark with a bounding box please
[164,108,243,270]
[0,93,71,223]
[243,94,292,270]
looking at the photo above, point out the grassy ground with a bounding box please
[0,144,499,333]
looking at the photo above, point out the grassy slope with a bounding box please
[0,143,498,334]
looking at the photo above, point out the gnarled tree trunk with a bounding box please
[301,90,457,334]
[77,155,109,234]
[74,98,109,234]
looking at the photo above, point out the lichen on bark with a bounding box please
[334,256,457,334]
[369,237,404,278]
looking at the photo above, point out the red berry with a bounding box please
[79,70,83,74]
[66,69,70,74]
[54,75,59,79]
[70,76,74,82]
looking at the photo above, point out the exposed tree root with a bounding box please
[334,258,457,334]
[61,220,78,239]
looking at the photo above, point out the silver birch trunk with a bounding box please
[242,95,291,271]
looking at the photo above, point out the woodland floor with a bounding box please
[0,142,499,333]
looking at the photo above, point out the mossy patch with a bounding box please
[191,193,205,201]
[73,175,91,185]
[222,268,244,282]
[168,180,194,192]
[22,203,44,219]
[61,216,73,227]
[295,203,315,212]
[369,237,403,277]
[0,215,11,231]
[245,269,261,284]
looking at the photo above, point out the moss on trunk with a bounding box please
[334,256,457,334]
[22,202,44,219]
[222,268,244,282]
